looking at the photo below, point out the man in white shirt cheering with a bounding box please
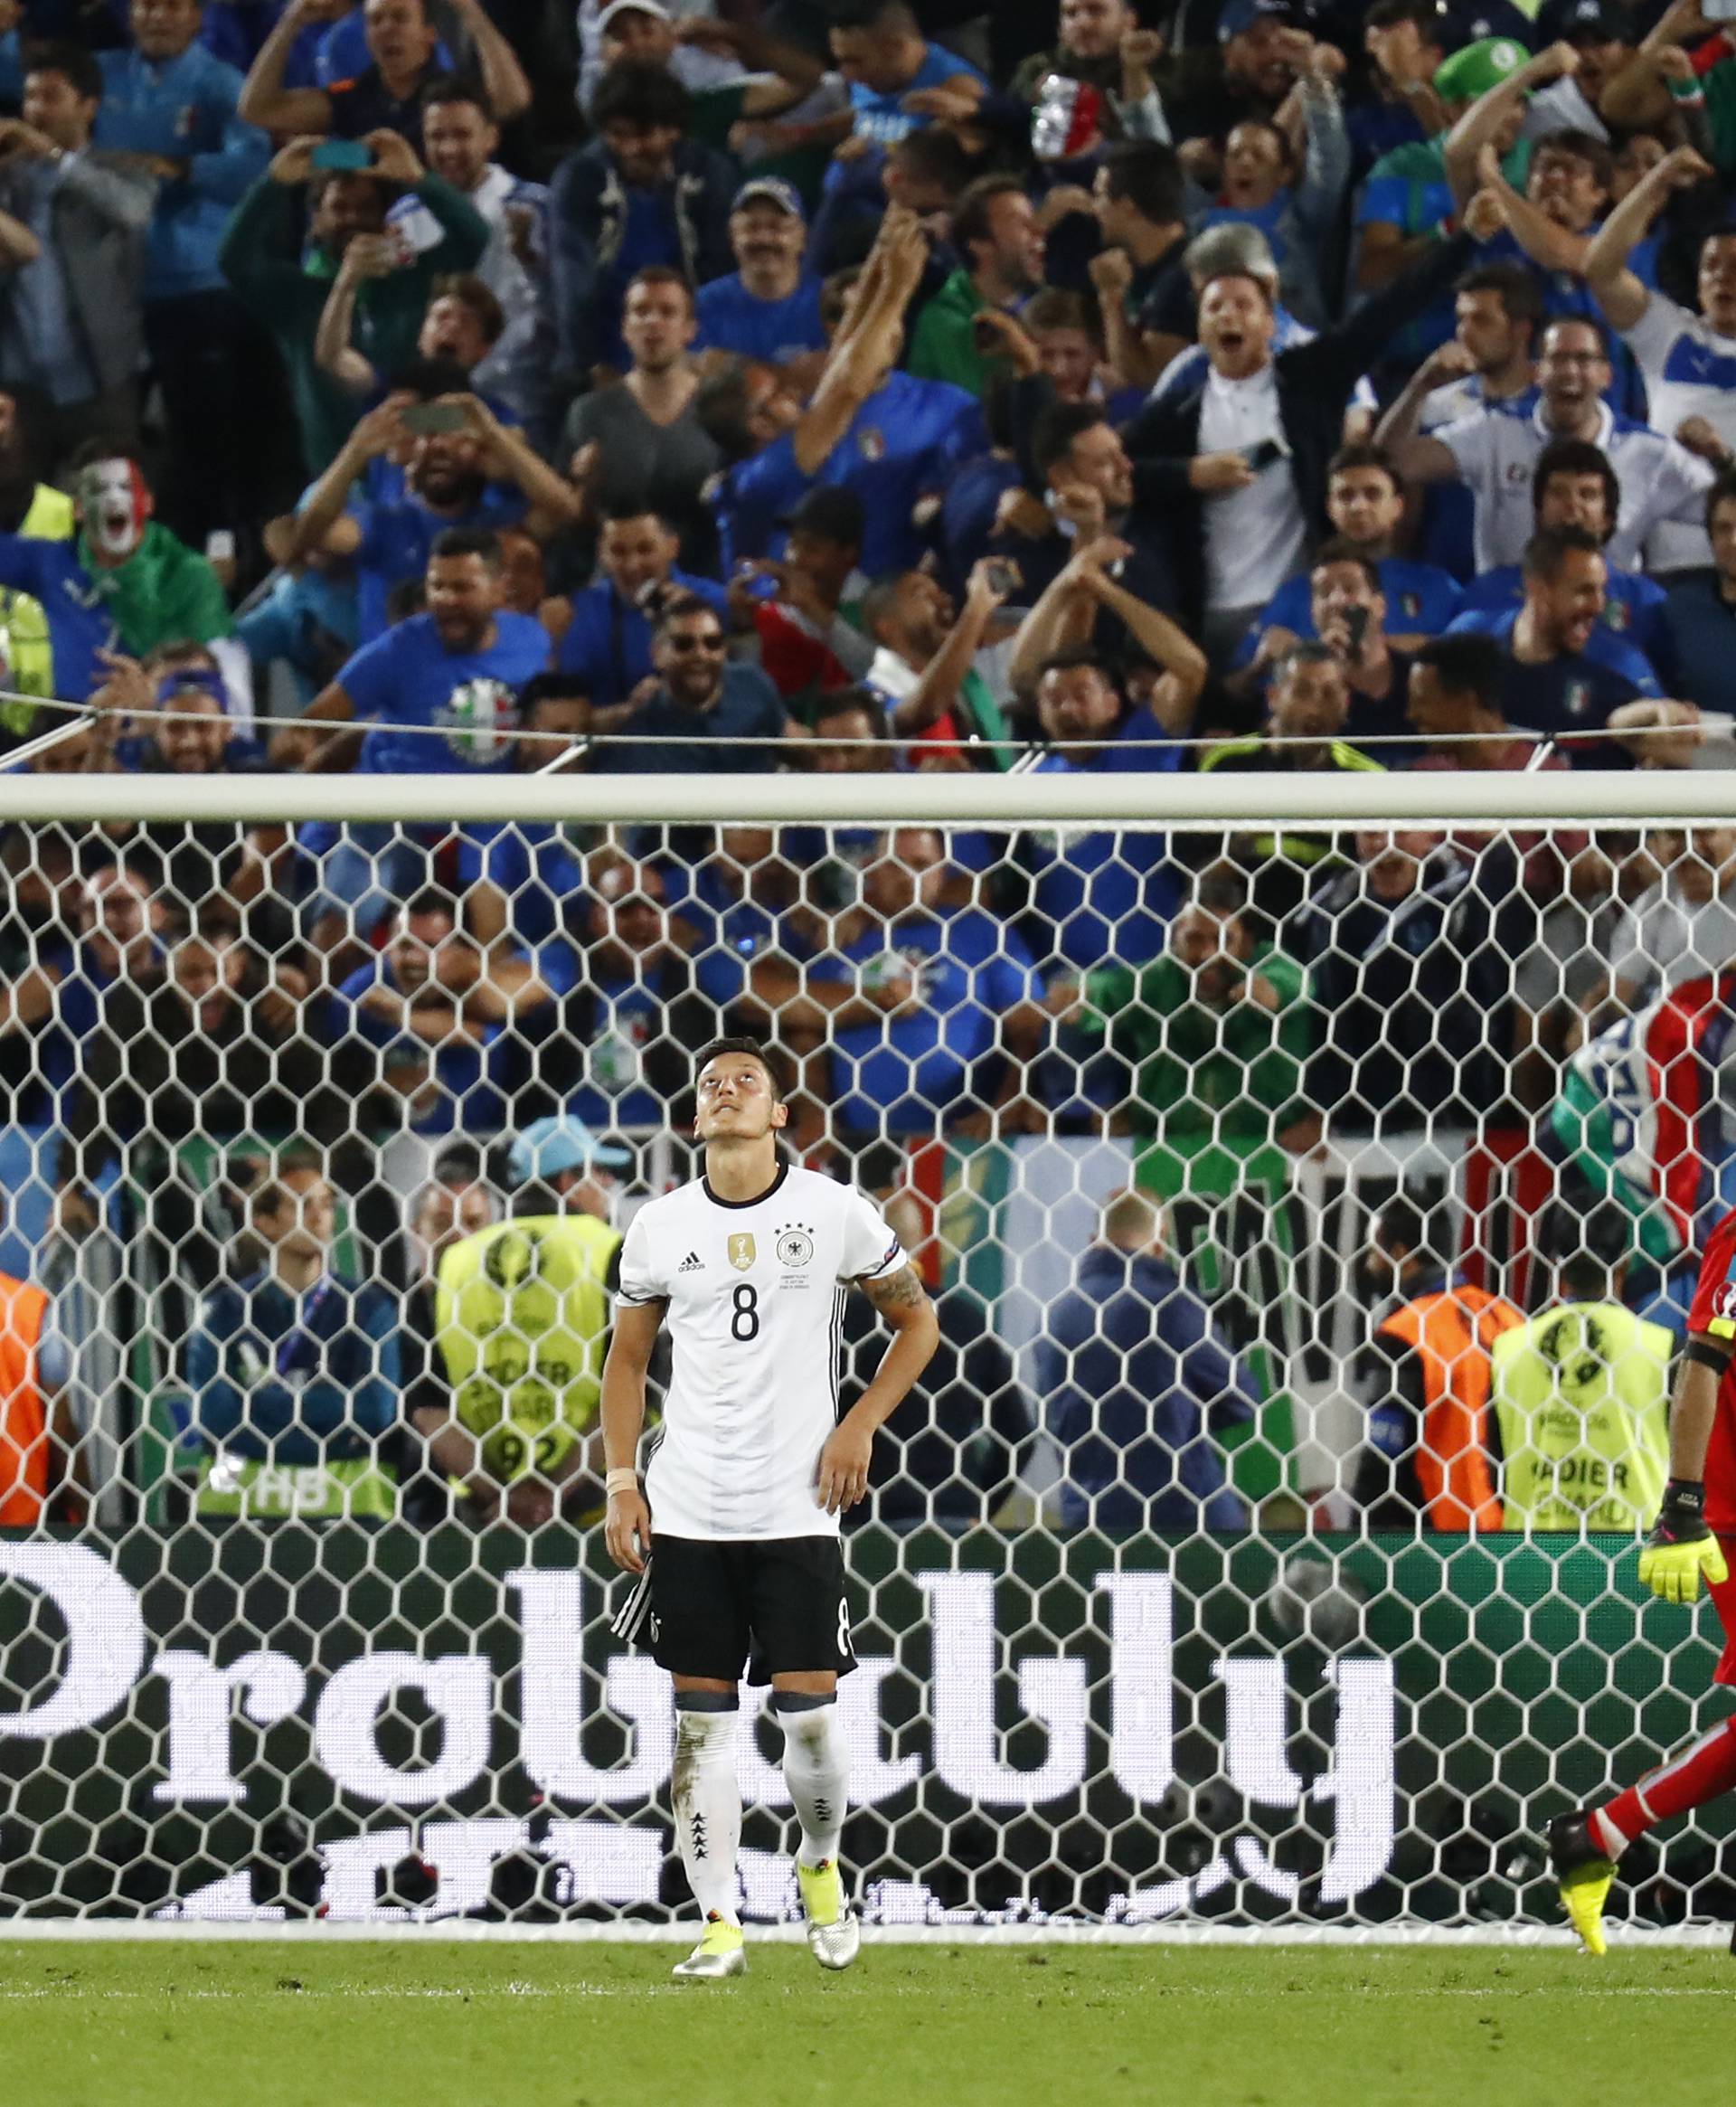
[602,1035,939,1980]
[1378,313,1716,574]
[1584,142,1736,571]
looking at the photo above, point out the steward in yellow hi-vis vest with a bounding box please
[0,585,56,740]
[1491,1303,1673,1530]
[436,1212,621,1488]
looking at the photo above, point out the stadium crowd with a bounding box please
[1,0,1735,1539]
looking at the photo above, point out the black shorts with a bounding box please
[614,1534,857,1686]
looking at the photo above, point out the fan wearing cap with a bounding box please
[1153,0,1319,155]
[705,209,985,581]
[579,0,831,153]
[1354,36,1536,374]
[412,1114,628,1529]
[693,179,826,370]
[505,1116,633,1224]
[1522,0,1636,138]
[146,667,244,778]
[1439,42,1640,332]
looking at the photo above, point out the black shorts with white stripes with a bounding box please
[613,1533,857,1686]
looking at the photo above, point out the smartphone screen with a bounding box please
[311,140,373,172]
[401,402,467,436]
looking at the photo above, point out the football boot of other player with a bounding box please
[1546,1809,1617,1957]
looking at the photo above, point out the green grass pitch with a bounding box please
[5,1939,1732,2107]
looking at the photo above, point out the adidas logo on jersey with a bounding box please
[678,1252,704,1272]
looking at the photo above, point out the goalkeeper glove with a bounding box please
[1638,1479,1730,1605]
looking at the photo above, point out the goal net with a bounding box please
[1,762,1732,1939]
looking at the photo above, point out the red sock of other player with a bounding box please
[1593,1713,1736,1857]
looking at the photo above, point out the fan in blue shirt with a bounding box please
[0,532,118,702]
[328,893,521,1137]
[348,477,528,645]
[695,178,827,367]
[1458,558,1670,673]
[658,831,823,1012]
[94,33,268,302]
[955,663,1187,978]
[283,529,550,929]
[302,530,551,777]
[1235,444,1462,662]
[829,10,986,155]
[552,506,728,711]
[1665,482,1736,712]
[1243,556,1463,660]
[1446,525,1662,760]
[812,826,1040,1140]
[595,592,795,774]
[1450,432,1674,676]
[718,369,986,577]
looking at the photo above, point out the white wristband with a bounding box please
[606,1468,639,1498]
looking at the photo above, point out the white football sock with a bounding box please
[777,1698,848,1870]
[672,1705,741,1924]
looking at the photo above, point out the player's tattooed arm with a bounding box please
[862,1261,929,1315]
[823,1263,939,1513]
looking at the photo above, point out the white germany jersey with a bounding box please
[617,1161,905,1541]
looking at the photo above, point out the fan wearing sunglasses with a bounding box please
[591,593,807,775]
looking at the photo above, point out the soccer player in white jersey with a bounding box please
[601,1035,939,1981]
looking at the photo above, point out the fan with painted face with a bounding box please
[75,457,152,568]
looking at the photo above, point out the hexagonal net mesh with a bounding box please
[0,792,1732,1937]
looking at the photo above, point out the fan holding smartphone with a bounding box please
[1309,543,1415,751]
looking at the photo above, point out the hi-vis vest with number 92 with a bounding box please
[1489,1302,1673,1531]
[435,1214,620,1481]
